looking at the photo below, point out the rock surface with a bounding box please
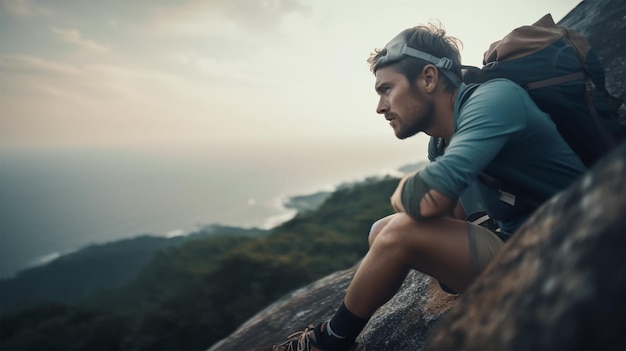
[208,266,458,351]
[559,0,626,101]
[208,1,626,350]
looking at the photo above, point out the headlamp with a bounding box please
[374,29,462,86]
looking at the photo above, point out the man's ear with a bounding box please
[421,64,439,93]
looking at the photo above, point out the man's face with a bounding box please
[374,66,434,139]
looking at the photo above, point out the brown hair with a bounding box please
[368,22,463,92]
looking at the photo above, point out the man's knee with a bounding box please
[369,213,424,249]
[369,213,401,246]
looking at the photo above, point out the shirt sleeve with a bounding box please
[420,80,531,198]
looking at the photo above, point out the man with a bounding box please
[273,23,585,351]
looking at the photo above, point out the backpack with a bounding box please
[462,13,625,169]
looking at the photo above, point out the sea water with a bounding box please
[0,140,427,279]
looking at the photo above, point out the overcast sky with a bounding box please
[0,0,581,152]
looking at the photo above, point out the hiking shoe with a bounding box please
[272,324,365,351]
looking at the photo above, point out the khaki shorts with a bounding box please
[440,222,504,294]
[467,222,505,278]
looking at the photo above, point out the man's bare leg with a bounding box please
[273,213,482,350]
[348,213,473,318]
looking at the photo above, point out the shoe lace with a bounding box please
[273,325,315,351]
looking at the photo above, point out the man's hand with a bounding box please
[390,172,413,213]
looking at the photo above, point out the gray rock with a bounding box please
[559,0,626,100]
[208,267,457,351]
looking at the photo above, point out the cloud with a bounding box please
[0,54,111,99]
[142,0,311,56]
[151,0,311,30]
[0,0,50,17]
[218,0,311,28]
[50,27,109,52]
[0,54,81,77]
[0,52,262,148]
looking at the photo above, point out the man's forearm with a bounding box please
[394,172,456,220]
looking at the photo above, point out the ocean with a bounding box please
[0,139,428,279]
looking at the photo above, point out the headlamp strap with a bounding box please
[401,44,454,70]
[399,44,461,85]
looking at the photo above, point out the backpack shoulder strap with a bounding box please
[459,83,480,108]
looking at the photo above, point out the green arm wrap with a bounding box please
[401,173,433,221]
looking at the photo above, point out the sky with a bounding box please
[0,0,582,154]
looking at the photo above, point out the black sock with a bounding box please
[315,301,368,349]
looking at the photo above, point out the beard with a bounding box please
[395,95,435,140]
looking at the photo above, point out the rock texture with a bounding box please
[559,0,626,123]
[210,266,458,351]
[559,0,626,102]
[208,1,626,350]
[208,267,458,351]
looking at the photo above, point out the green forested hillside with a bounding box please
[0,175,399,351]
[0,226,269,317]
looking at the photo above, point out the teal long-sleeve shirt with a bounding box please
[420,79,585,235]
